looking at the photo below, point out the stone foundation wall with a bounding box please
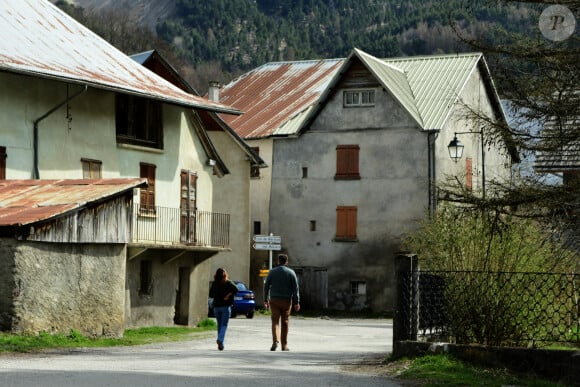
[1,239,126,337]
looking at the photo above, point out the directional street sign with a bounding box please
[253,235,281,244]
[253,243,282,251]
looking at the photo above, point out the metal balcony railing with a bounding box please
[131,204,230,248]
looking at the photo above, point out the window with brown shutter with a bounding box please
[81,158,102,179]
[335,145,360,180]
[0,146,6,180]
[336,206,358,241]
[140,162,156,213]
[466,157,473,190]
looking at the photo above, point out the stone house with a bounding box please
[217,48,519,312]
[0,179,145,337]
[0,0,246,334]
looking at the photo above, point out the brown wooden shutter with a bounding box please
[180,170,197,243]
[336,206,357,240]
[0,147,6,180]
[466,157,473,190]
[250,147,260,178]
[140,163,156,211]
[336,145,360,179]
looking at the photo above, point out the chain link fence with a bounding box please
[398,269,580,347]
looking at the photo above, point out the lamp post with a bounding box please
[447,131,485,198]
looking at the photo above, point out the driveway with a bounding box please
[0,315,401,386]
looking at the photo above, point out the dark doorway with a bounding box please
[174,267,190,325]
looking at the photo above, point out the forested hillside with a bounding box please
[58,0,540,92]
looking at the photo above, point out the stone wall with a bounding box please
[0,238,126,337]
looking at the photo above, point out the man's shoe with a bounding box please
[282,346,290,351]
[217,340,224,351]
[270,341,278,351]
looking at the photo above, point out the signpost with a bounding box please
[253,234,282,269]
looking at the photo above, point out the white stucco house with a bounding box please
[217,48,519,313]
[131,49,266,289]
[0,0,248,334]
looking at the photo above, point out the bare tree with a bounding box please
[440,0,580,251]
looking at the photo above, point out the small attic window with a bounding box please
[344,89,375,107]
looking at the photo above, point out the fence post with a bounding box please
[393,252,419,350]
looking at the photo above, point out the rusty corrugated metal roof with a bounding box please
[219,59,344,139]
[0,0,240,115]
[0,179,146,226]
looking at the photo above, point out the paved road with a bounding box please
[0,315,400,386]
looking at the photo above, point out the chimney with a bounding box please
[208,81,220,102]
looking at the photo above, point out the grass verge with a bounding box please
[388,354,565,386]
[0,319,216,353]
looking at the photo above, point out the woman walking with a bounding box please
[209,268,238,350]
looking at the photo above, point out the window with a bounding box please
[0,146,6,180]
[335,145,360,179]
[250,147,260,178]
[116,94,163,149]
[343,89,375,107]
[302,167,308,178]
[336,206,357,241]
[466,157,473,190]
[253,221,261,235]
[139,260,153,295]
[350,281,366,295]
[81,158,102,179]
[310,220,316,232]
[140,163,156,213]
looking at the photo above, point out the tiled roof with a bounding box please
[0,0,239,115]
[0,179,146,227]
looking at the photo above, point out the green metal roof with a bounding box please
[382,53,483,130]
[353,48,424,128]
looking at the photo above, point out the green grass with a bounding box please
[395,354,565,386]
[0,319,216,353]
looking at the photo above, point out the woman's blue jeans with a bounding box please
[214,305,231,344]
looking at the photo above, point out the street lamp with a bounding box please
[447,135,464,162]
[447,131,485,198]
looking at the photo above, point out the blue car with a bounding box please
[208,281,256,319]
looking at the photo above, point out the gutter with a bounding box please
[32,84,88,179]
[427,129,440,215]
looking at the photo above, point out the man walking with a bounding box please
[264,254,300,351]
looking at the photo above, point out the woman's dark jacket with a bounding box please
[209,280,239,307]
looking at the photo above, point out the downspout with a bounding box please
[32,84,88,179]
[427,130,439,215]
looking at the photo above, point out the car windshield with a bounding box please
[236,282,247,291]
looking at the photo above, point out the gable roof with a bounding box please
[0,0,239,115]
[219,49,504,139]
[0,179,146,227]
[219,58,343,139]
